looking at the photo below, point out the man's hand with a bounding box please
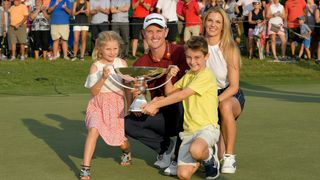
[141,102,159,116]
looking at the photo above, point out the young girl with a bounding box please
[80,31,132,180]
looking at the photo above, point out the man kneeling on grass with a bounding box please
[141,36,220,180]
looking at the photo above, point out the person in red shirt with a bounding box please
[131,0,152,57]
[177,0,185,44]
[181,0,201,42]
[285,0,306,59]
[125,13,189,175]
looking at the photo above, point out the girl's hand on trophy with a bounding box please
[102,67,110,79]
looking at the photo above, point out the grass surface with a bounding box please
[0,57,320,179]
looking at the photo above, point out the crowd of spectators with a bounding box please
[0,0,319,64]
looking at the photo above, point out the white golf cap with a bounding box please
[143,13,167,29]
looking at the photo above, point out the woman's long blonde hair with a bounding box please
[92,31,124,61]
[203,7,241,68]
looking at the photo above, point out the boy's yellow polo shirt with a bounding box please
[174,68,219,133]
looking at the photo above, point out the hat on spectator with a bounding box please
[298,16,305,21]
[143,13,167,29]
[252,0,261,3]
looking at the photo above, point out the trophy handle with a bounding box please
[147,76,173,91]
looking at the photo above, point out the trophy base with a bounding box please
[129,94,147,112]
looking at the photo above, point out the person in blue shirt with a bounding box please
[48,0,72,60]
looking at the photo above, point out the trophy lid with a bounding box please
[115,66,166,81]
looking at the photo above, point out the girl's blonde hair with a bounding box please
[202,7,241,69]
[92,31,124,61]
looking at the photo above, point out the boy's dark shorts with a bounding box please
[288,27,303,43]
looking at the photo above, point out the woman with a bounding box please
[203,7,245,174]
[266,0,286,61]
[71,0,90,61]
[30,0,50,60]
[248,0,265,59]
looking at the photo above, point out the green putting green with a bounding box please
[1,83,319,179]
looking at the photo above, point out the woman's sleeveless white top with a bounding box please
[206,44,229,89]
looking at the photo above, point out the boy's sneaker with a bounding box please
[315,60,320,64]
[163,161,177,176]
[204,144,220,179]
[79,56,85,61]
[221,154,236,174]
[154,139,176,169]
[20,56,25,61]
[63,56,70,60]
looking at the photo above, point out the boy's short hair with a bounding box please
[298,16,305,21]
[184,36,209,55]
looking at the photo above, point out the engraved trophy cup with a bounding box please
[108,66,172,112]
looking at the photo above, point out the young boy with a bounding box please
[297,15,312,62]
[141,36,220,180]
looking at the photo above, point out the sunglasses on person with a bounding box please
[253,2,261,5]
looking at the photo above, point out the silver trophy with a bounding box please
[108,66,172,112]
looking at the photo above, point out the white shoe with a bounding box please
[221,154,236,174]
[154,139,176,169]
[163,161,177,176]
